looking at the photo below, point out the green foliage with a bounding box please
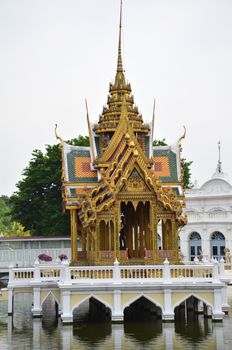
[10,136,90,236]
[181,158,193,189]
[0,195,30,237]
[68,135,89,146]
[153,139,167,146]
[153,138,193,189]
[0,196,11,235]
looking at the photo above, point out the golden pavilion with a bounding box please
[60,3,187,265]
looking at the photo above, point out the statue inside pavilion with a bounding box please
[59,2,187,265]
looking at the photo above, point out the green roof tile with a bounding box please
[153,149,178,183]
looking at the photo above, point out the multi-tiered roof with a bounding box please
[59,1,187,265]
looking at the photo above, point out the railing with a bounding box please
[170,265,213,279]
[7,258,225,287]
[13,268,34,280]
[70,266,113,280]
[39,267,61,280]
[120,266,163,279]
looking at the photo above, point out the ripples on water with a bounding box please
[0,284,232,349]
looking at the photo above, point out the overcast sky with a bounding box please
[0,0,232,196]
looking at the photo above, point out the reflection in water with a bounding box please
[124,321,162,343]
[0,288,232,349]
[73,298,112,347]
[174,295,213,345]
[42,293,59,331]
[73,323,112,348]
[175,317,212,344]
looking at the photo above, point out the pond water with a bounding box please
[1,284,232,350]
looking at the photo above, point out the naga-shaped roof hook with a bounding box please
[55,124,64,143]
[178,126,186,150]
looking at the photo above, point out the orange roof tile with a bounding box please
[75,157,97,178]
[152,156,171,177]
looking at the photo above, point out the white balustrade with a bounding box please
[7,258,226,287]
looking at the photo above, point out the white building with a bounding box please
[180,155,232,263]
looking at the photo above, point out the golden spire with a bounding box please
[151,98,156,144]
[117,0,123,73]
[85,99,95,162]
[93,0,149,136]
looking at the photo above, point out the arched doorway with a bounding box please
[211,232,225,260]
[120,201,150,259]
[99,220,114,251]
[189,232,201,261]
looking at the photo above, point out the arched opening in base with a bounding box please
[73,297,111,324]
[41,293,59,328]
[124,296,162,322]
[174,296,213,342]
[72,297,112,344]
[174,295,213,322]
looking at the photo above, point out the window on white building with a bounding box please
[189,232,201,261]
[211,231,225,261]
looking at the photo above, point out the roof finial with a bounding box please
[217,140,222,173]
[178,126,186,149]
[117,0,123,73]
[151,98,156,144]
[55,124,63,143]
[85,99,95,162]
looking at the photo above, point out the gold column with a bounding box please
[144,202,148,249]
[128,203,133,256]
[114,203,120,259]
[105,221,109,250]
[86,232,89,259]
[139,202,144,258]
[134,205,138,258]
[81,229,87,254]
[150,201,158,261]
[147,202,151,250]
[171,218,178,253]
[153,211,158,261]
[96,221,100,262]
[110,221,114,251]
[70,209,78,263]
[108,221,111,251]
[103,221,106,250]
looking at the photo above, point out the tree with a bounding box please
[10,136,89,236]
[181,158,193,189]
[0,196,11,236]
[153,139,167,147]
[0,195,30,237]
[153,139,193,189]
